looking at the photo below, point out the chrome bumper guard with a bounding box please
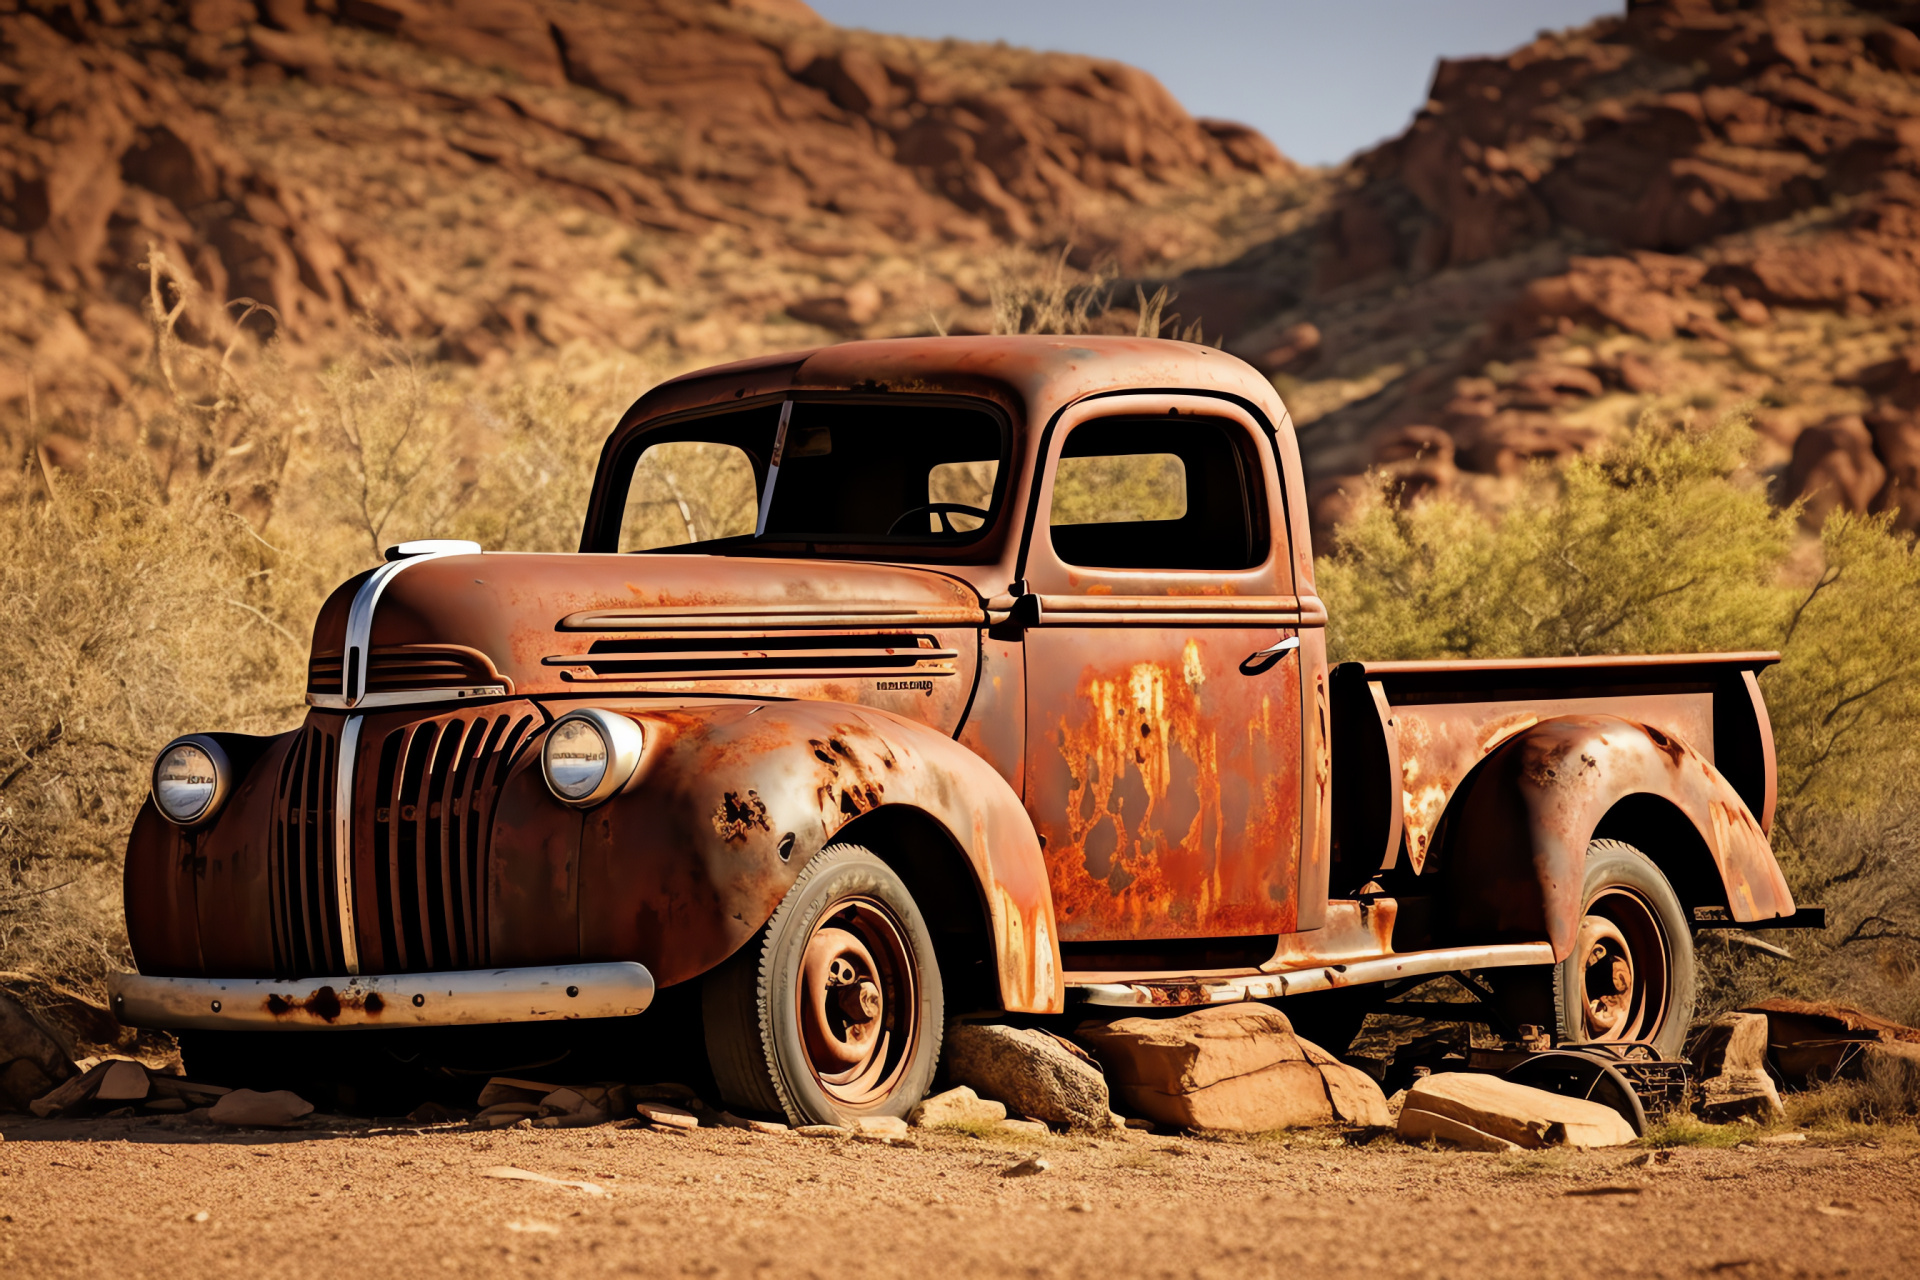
[108,962,655,1032]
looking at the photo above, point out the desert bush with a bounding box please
[0,458,308,1003]
[1,319,644,1019]
[1320,413,1920,1021]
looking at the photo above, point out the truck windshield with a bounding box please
[614,400,1007,554]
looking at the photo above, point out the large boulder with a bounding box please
[0,991,78,1113]
[943,1023,1112,1131]
[1074,1003,1390,1133]
[1398,1072,1636,1149]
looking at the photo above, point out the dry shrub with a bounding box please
[0,458,307,1003]
[1785,1052,1920,1127]
[1321,414,1920,1021]
[989,249,1211,342]
[3,304,646,1011]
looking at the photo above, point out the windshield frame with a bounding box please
[587,392,1019,564]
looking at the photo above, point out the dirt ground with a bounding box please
[2,1113,1916,1279]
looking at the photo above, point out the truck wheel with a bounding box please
[703,843,944,1125]
[1554,840,1696,1059]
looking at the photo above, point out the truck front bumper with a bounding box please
[108,962,656,1032]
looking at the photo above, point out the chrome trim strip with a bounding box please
[334,715,363,975]
[108,962,656,1031]
[558,605,987,631]
[307,685,508,711]
[340,541,482,705]
[1070,942,1556,1007]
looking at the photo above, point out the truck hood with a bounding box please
[307,552,987,720]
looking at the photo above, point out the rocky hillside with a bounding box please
[1,0,1291,432]
[1184,0,1920,541]
[12,0,1920,550]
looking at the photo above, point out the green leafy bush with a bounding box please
[1320,414,1920,1020]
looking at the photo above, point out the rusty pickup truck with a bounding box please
[112,335,1808,1123]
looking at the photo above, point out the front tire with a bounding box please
[1553,839,1696,1059]
[703,844,943,1125]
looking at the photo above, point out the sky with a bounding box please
[807,1,1622,166]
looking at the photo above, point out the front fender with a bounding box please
[570,700,1063,1014]
[1437,714,1794,960]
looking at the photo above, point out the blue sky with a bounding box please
[808,1,1622,166]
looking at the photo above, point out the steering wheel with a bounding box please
[886,502,990,536]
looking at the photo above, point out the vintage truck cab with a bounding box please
[114,336,1803,1123]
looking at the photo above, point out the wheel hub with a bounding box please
[1573,887,1671,1044]
[794,898,918,1106]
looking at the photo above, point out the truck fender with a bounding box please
[574,700,1064,1014]
[1435,714,1795,960]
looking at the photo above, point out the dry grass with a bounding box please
[1,257,640,1035]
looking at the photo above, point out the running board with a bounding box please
[1069,942,1556,1008]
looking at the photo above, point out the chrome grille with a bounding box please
[367,712,534,972]
[270,721,347,975]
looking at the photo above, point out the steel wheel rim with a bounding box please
[1576,887,1669,1043]
[795,896,918,1107]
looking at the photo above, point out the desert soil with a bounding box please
[1,1114,1915,1279]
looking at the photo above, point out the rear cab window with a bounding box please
[1047,417,1267,572]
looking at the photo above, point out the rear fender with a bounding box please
[579,701,1063,1013]
[1436,714,1794,960]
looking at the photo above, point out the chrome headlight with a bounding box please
[542,709,644,807]
[151,735,232,827]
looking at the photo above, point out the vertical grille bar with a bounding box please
[420,724,465,969]
[371,727,406,973]
[271,722,343,978]
[394,722,440,971]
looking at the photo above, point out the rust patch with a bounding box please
[713,789,771,843]
[261,983,385,1023]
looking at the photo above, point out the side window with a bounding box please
[619,441,759,552]
[1048,418,1265,571]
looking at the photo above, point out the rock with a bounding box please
[746,1118,790,1135]
[1397,1108,1522,1153]
[1000,1156,1051,1178]
[1691,1012,1785,1122]
[852,1115,909,1138]
[95,1060,151,1102]
[476,1077,558,1109]
[0,991,78,1113]
[148,1076,230,1105]
[539,1085,618,1125]
[207,1088,314,1128]
[944,1023,1112,1131]
[999,1118,1049,1136]
[480,1166,607,1196]
[794,1124,849,1138]
[1074,1004,1391,1133]
[1397,1073,1635,1150]
[30,1060,115,1118]
[1783,415,1887,531]
[909,1085,1007,1129]
[635,1102,700,1131]
[478,1102,542,1128]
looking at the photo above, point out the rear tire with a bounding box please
[1553,839,1695,1059]
[703,844,943,1125]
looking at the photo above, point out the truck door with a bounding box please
[1021,397,1308,946]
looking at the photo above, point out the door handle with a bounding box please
[1239,635,1299,675]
